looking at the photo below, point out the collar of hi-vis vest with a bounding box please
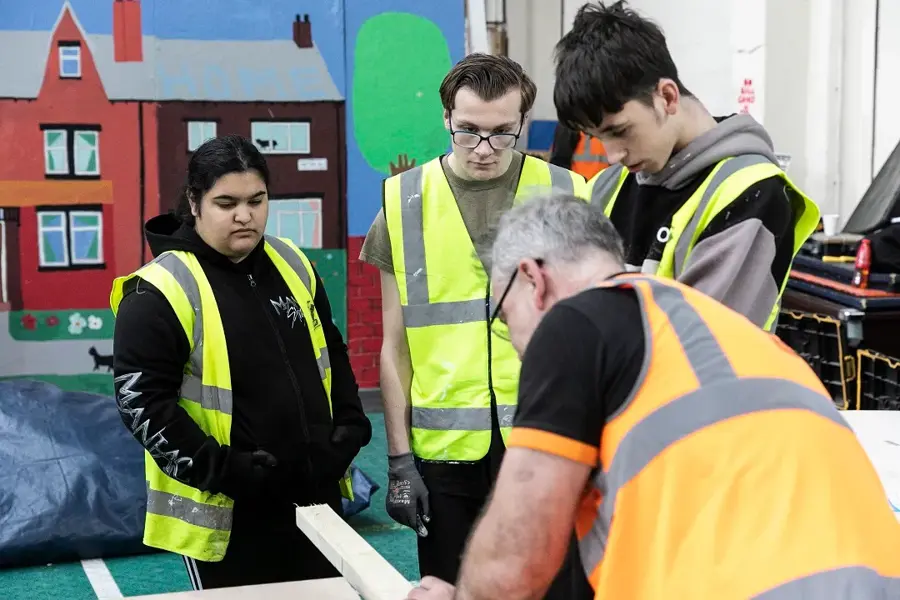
[636,114,779,190]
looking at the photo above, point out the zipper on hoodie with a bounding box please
[246,272,315,481]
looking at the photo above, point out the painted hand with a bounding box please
[390,153,417,175]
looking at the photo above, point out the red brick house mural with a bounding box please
[0,4,144,311]
[0,0,346,383]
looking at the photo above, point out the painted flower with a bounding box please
[68,312,87,335]
[20,314,37,330]
[45,315,59,327]
[87,315,103,330]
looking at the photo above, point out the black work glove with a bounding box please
[216,448,280,501]
[386,452,430,537]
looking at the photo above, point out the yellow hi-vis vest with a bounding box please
[109,235,354,563]
[586,154,821,331]
[384,154,587,462]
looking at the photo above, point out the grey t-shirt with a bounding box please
[359,152,525,274]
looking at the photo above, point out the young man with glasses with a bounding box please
[359,53,588,596]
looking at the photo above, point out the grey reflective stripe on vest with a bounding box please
[672,154,774,277]
[588,165,624,211]
[546,162,575,195]
[578,279,849,579]
[146,486,232,531]
[149,253,234,415]
[264,235,330,379]
[398,167,488,328]
[412,403,517,431]
[753,566,900,598]
[264,235,312,291]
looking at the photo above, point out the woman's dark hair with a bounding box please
[174,134,271,226]
[553,1,692,131]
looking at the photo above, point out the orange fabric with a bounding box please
[571,133,609,180]
[577,274,900,598]
[507,427,597,467]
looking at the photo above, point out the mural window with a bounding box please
[42,126,100,177]
[74,131,99,176]
[251,122,310,154]
[265,198,322,248]
[37,208,104,269]
[187,121,217,151]
[44,130,69,175]
[38,212,69,267]
[58,43,81,78]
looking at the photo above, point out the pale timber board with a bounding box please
[130,577,360,599]
[295,503,414,600]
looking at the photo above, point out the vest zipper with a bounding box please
[246,273,315,482]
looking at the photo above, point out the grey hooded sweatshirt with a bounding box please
[601,114,810,329]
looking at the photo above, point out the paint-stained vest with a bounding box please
[110,236,353,562]
[384,155,586,461]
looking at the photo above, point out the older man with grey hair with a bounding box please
[407,192,900,600]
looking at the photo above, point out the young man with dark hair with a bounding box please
[554,0,820,331]
[359,53,588,596]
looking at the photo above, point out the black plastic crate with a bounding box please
[776,309,856,409]
[855,349,900,410]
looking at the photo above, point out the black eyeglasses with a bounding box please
[449,110,523,150]
[489,259,543,340]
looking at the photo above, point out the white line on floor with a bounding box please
[81,559,123,599]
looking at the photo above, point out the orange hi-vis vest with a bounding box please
[576,274,900,598]
[571,132,609,180]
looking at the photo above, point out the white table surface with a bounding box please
[841,410,900,521]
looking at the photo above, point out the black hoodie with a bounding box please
[112,214,372,511]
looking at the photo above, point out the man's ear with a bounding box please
[444,109,451,131]
[658,78,680,115]
[520,259,548,310]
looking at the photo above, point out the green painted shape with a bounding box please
[0,562,98,600]
[105,552,192,596]
[0,374,114,396]
[353,12,452,175]
[8,309,114,341]
[303,248,348,339]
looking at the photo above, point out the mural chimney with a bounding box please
[113,0,143,62]
[293,14,312,49]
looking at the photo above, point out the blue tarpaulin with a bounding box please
[0,379,376,568]
[0,379,146,568]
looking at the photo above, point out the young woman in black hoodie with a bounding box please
[112,135,371,590]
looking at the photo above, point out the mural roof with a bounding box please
[0,2,343,102]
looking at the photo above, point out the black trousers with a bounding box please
[415,429,593,600]
[183,496,341,590]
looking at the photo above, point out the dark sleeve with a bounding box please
[113,278,230,492]
[311,265,372,449]
[549,124,581,168]
[679,175,795,328]
[506,289,644,467]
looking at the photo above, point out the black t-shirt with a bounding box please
[507,286,645,464]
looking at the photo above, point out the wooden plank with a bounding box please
[130,577,360,599]
[296,504,413,600]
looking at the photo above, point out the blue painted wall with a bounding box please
[343,1,465,237]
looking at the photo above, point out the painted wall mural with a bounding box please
[0,0,465,392]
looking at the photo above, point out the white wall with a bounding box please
[504,0,900,223]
